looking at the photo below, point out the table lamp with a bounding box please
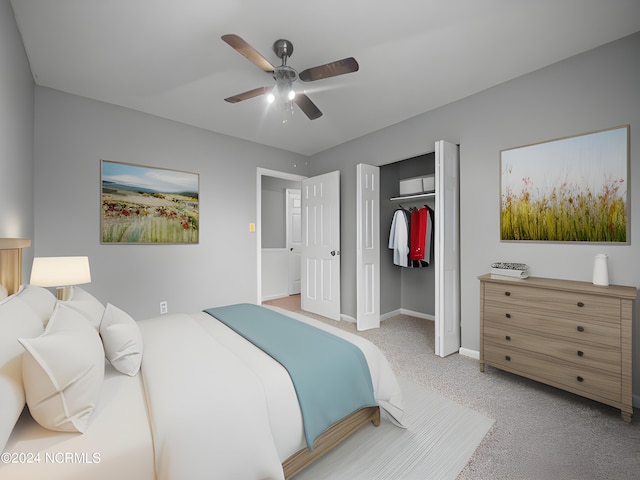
[30,256,91,301]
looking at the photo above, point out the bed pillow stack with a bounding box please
[0,287,50,452]
[18,303,105,432]
[1,285,144,440]
[99,302,144,376]
[58,286,143,376]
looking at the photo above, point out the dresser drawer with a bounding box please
[482,303,621,347]
[479,274,636,422]
[483,282,621,323]
[483,324,621,373]
[483,343,621,404]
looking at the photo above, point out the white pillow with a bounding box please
[61,286,105,330]
[18,304,104,433]
[0,294,44,451]
[16,284,57,326]
[100,303,143,376]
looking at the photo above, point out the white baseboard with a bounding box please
[261,293,289,301]
[380,309,401,321]
[459,347,480,360]
[340,313,356,323]
[399,308,435,321]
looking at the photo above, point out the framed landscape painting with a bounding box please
[500,125,629,243]
[101,160,199,244]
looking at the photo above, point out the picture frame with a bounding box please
[500,125,629,243]
[101,160,199,244]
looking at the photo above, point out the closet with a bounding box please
[381,154,436,319]
[358,140,459,356]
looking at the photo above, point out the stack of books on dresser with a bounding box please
[490,262,529,279]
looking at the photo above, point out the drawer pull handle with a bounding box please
[577,376,584,382]
[505,355,511,361]
[504,291,511,296]
[577,302,585,307]
[577,350,584,357]
[505,313,511,319]
[577,326,585,332]
[505,335,511,341]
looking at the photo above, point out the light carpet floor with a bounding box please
[294,377,494,480]
[265,298,640,479]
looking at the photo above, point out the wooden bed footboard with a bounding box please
[282,406,380,479]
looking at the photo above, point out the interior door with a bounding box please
[435,140,460,357]
[356,164,380,330]
[301,171,341,321]
[286,188,301,295]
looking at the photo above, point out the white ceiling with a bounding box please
[10,0,640,156]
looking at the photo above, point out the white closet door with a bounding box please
[435,140,460,357]
[356,164,380,330]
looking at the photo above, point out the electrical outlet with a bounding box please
[160,301,168,315]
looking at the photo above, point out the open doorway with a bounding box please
[256,168,305,305]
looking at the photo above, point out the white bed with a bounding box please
[0,281,404,480]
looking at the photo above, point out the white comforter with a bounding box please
[137,307,404,480]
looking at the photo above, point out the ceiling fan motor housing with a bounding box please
[274,65,297,84]
[272,39,294,61]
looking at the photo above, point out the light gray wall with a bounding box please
[5,2,640,402]
[261,176,301,248]
[309,32,640,400]
[33,87,309,319]
[0,0,35,274]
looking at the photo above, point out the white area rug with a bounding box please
[294,377,494,480]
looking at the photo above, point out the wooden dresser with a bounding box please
[478,274,637,422]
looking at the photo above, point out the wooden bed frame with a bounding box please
[282,406,380,479]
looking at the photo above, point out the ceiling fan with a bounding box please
[221,34,359,120]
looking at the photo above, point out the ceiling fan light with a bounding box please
[267,92,275,104]
[287,89,296,101]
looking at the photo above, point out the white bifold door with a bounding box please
[356,164,380,330]
[355,140,460,356]
[301,171,341,321]
[434,140,460,357]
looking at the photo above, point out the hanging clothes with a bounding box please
[409,207,427,261]
[390,205,435,268]
[388,207,410,267]
[424,206,434,265]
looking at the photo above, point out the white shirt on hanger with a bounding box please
[388,209,409,267]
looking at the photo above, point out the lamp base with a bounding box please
[56,286,73,301]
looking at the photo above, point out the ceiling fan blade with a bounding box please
[221,34,274,72]
[299,57,359,82]
[294,94,323,120]
[224,86,270,104]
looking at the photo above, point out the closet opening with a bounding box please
[380,153,436,327]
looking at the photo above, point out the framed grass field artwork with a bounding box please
[101,160,199,244]
[500,125,629,243]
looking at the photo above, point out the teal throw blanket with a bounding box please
[203,303,377,450]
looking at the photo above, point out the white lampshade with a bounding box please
[30,256,91,300]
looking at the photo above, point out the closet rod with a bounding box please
[389,191,435,202]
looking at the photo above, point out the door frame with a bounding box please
[256,168,306,304]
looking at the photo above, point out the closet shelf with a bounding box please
[389,191,435,202]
